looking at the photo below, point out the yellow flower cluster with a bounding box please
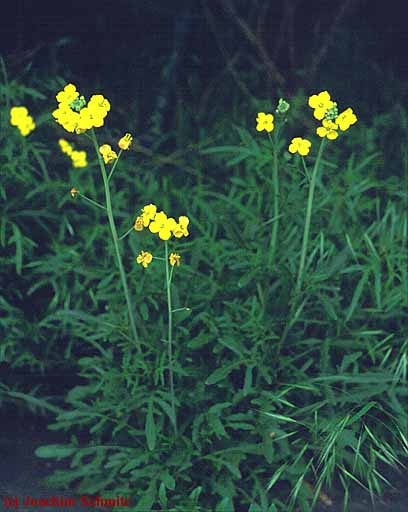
[256,112,274,133]
[53,83,110,134]
[98,134,133,164]
[10,106,35,136]
[309,91,357,140]
[99,144,118,164]
[59,138,87,168]
[134,204,190,241]
[136,250,181,269]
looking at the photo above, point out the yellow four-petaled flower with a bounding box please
[256,112,274,133]
[136,251,153,268]
[288,137,312,156]
[308,91,335,120]
[316,119,339,140]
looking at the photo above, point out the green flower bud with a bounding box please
[69,95,87,112]
[325,102,338,121]
[276,98,290,114]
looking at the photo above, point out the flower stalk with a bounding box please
[267,130,280,268]
[165,240,177,435]
[276,138,326,359]
[295,137,326,295]
[91,129,140,350]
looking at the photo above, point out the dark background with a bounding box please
[1,0,406,123]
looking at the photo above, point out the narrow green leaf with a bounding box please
[206,362,241,385]
[154,397,176,428]
[158,482,168,508]
[139,302,149,321]
[243,365,254,396]
[11,223,22,274]
[145,399,156,451]
[35,444,76,458]
[216,496,234,512]
[135,479,157,512]
[345,269,370,321]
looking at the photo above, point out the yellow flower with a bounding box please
[88,94,111,113]
[118,133,133,150]
[336,107,357,131]
[10,106,35,136]
[59,139,87,167]
[149,211,172,240]
[99,144,118,164]
[288,137,312,156]
[316,119,339,140]
[134,216,144,231]
[136,250,153,268]
[169,253,181,267]
[53,85,110,133]
[70,187,79,198]
[53,105,80,133]
[17,118,36,136]
[167,217,177,231]
[172,215,190,238]
[75,107,95,132]
[59,138,73,156]
[56,83,79,105]
[256,112,274,132]
[10,106,28,124]
[308,91,334,120]
[141,204,157,227]
[71,150,87,168]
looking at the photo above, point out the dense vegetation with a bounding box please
[0,5,407,509]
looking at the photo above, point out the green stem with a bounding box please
[91,130,140,350]
[118,225,134,241]
[267,130,280,268]
[275,138,326,360]
[165,241,177,435]
[78,193,106,211]
[171,307,190,313]
[108,149,123,182]
[295,138,326,295]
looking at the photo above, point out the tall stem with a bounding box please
[165,241,177,435]
[268,130,280,268]
[275,138,326,359]
[91,130,140,350]
[295,138,325,295]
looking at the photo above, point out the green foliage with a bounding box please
[1,57,407,511]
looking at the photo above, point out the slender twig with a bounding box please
[118,225,134,241]
[201,0,254,101]
[220,0,285,88]
[307,0,354,83]
[78,193,106,211]
[107,149,123,182]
